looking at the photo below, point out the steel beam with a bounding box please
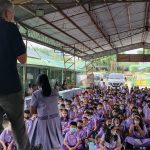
[126,3,133,45]
[85,60,94,74]
[19,22,87,57]
[83,42,150,60]
[81,4,118,53]
[16,2,113,22]
[141,2,150,43]
[105,1,123,47]
[48,1,105,52]
[20,5,93,54]
[63,50,76,82]
[71,26,144,46]
[20,20,144,59]
[41,17,95,53]
[15,1,148,22]
[22,34,83,57]
[89,27,144,50]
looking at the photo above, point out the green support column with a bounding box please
[23,65,27,96]
[62,69,64,84]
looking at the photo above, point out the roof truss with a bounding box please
[12,0,150,60]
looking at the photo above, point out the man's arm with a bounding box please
[11,24,27,63]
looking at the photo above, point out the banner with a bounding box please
[117,54,150,62]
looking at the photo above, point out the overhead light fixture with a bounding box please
[36,9,44,17]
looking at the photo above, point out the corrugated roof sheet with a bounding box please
[13,0,150,60]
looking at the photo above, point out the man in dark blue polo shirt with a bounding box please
[0,0,31,150]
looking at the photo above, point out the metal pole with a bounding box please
[23,30,28,97]
[74,49,76,87]
[62,69,64,84]
[116,55,118,73]
[63,50,66,80]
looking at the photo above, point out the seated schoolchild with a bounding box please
[70,106,78,121]
[143,103,150,127]
[95,118,112,150]
[119,104,126,115]
[0,119,16,150]
[82,116,91,135]
[111,109,120,118]
[125,115,150,148]
[100,126,122,150]
[72,95,81,106]
[137,106,144,118]
[66,103,74,120]
[127,102,135,116]
[62,121,83,150]
[94,135,101,150]
[58,97,64,106]
[76,105,84,120]
[60,109,70,136]
[103,100,111,116]
[125,112,139,129]
[112,117,124,140]
[83,112,97,137]
[98,118,112,138]
[59,103,65,110]
[77,120,87,142]
[24,110,33,134]
[96,103,106,122]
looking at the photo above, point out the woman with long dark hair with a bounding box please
[100,126,122,150]
[29,74,63,150]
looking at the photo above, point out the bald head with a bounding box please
[0,0,14,22]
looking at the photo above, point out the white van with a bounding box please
[108,73,125,87]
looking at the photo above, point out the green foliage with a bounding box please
[94,55,116,66]
[137,49,150,54]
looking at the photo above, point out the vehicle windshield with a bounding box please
[109,74,124,79]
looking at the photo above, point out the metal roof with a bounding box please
[13,0,150,60]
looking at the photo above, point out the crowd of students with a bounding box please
[59,86,150,150]
[0,85,150,150]
[25,79,68,97]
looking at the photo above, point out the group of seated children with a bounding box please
[0,85,150,150]
[59,86,150,150]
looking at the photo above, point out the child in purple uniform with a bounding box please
[125,115,150,148]
[62,121,83,150]
[77,120,87,143]
[61,109,70,136]
[0,119,16,150]
[71,106,79,121]
[82,117,91,135]
[144,103,150,127]
[66,103,74,120]
[90,118,112,150]
[96,103,106,121]
[112,117,124,140]
[100,126,122,150]
[24,110,33,134]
